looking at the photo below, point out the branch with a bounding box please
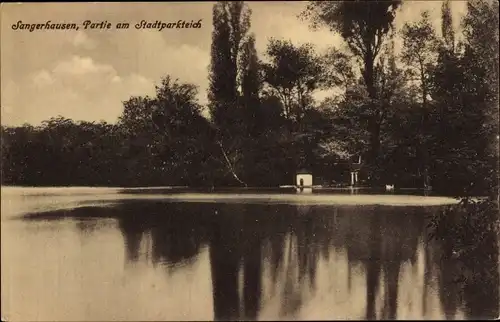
[217,140,247,187]
[373,29,384,58]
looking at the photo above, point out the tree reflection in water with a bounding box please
[427,204,499,320]
[117,202,209,269]
[21,200,499,320]
[209,205,242,320]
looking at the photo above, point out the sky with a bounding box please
[1,1,467,126]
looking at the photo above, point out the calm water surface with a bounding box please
[1,187,498,321]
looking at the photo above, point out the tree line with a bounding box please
[1,0,498,197]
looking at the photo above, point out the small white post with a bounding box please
[350,172,355,186]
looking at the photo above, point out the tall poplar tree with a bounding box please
[208,1,252,186]
[441,0,456,53]
[238,34,261,137]
[401,11,438,188]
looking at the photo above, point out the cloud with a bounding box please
[53,56,115,77]
[72,31,98,50]
[1,81,21,123]
[115,73,156,98]
[2,34,211,126]
[2,56,156,125]
[95,30,211,104]
[250,2,343,56]
[1,105,14,116]
[32,70,55,87]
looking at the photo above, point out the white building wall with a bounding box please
[296,174,313,187]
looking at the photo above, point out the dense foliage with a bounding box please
[1,0,498,197]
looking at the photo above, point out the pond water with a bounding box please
[1,187,498,321]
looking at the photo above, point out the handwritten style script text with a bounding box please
[11,20,203,32]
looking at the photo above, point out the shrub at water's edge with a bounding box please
[426,197,499,319]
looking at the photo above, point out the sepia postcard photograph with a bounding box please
[1,1,499,321]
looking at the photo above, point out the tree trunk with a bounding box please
[364,51,382,185]
[368,118,382,184]
[421,67,431,190]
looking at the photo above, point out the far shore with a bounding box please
[0,185,466,208]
